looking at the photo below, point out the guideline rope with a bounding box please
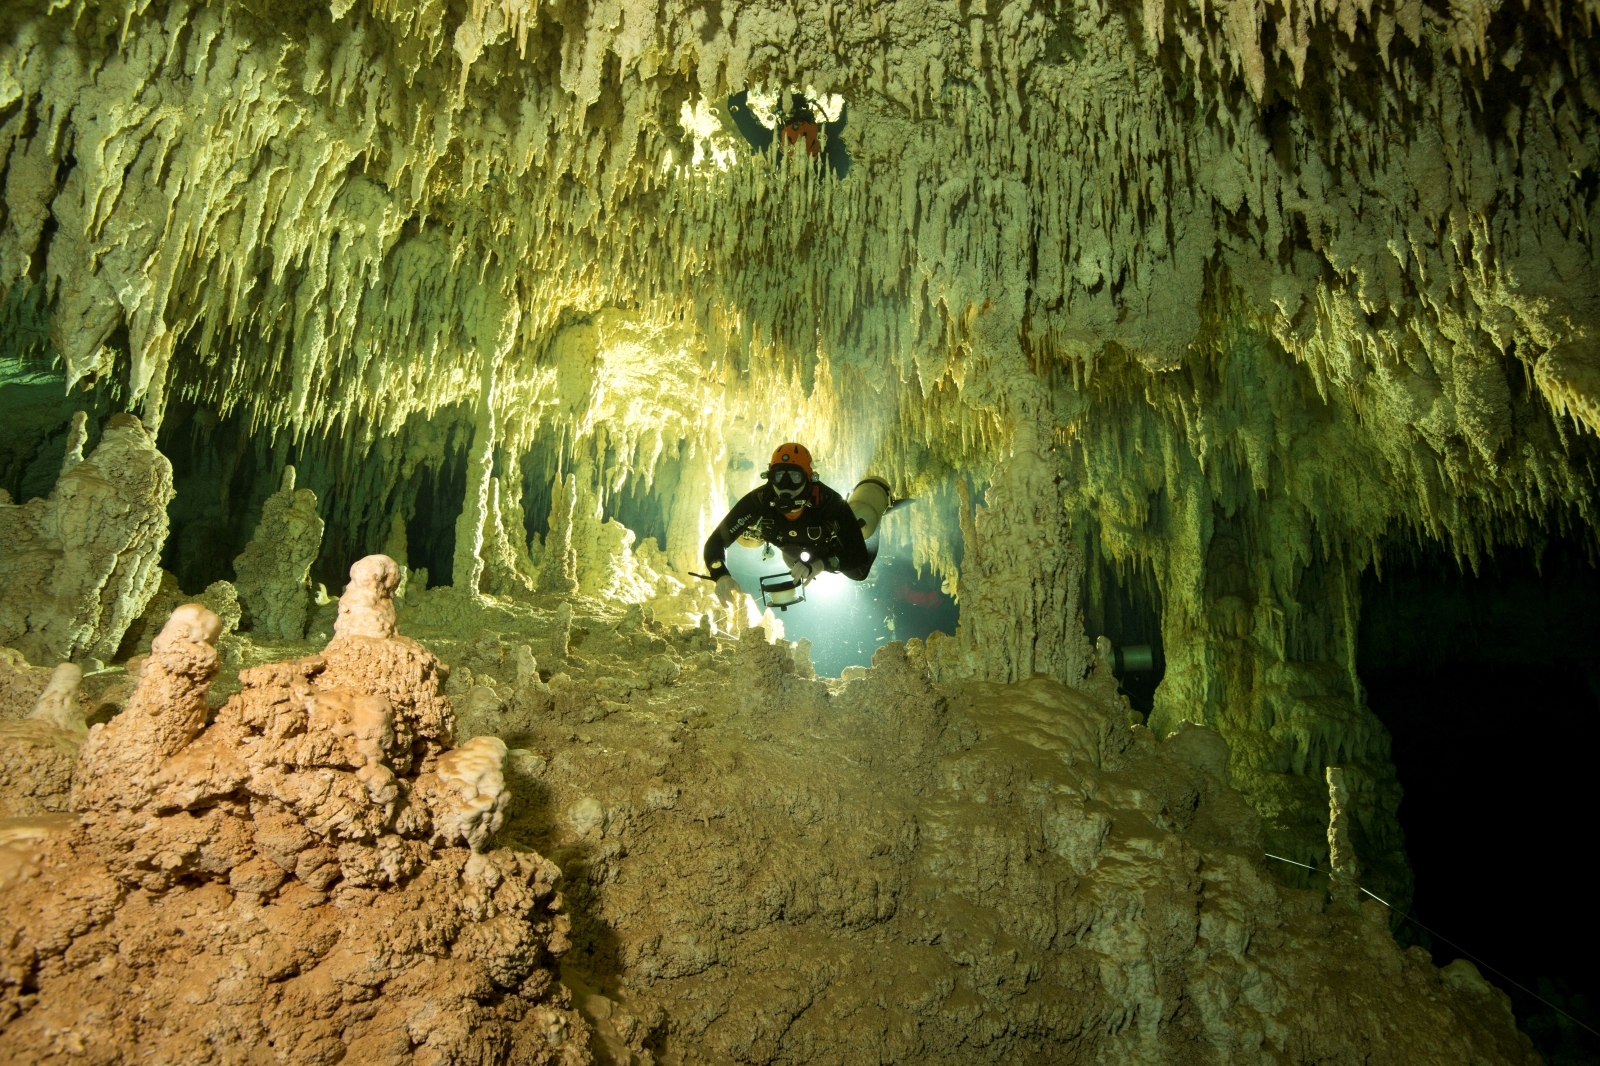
[1263,852,1599,1039]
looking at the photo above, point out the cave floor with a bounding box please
[25,588,1544,1065]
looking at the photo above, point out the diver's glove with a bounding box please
[714,575,743,604]
[788,558,817,586]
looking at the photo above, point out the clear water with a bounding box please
[718,541,958,676]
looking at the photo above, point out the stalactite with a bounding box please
[0,0,1596,957]
[1,0,1594,1057]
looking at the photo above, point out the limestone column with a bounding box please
[453,378,496,598]
[452,289,523,598]
[537,472,579,594]
[931,303,1093,687]
[1326,765,1362,912]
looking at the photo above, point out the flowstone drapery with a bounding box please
[0,414,173,666]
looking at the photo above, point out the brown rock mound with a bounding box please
[0,555,590,1065]
[0,663,86,818]
[0,649,53,722]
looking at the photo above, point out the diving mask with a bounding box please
[769,465,808,500]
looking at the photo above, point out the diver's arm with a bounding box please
[822,497,872,572]
[703,490,765,575]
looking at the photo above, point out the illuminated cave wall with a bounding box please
[5,0,1600,908]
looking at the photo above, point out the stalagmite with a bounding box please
[516,643,540,684]
[538,472,581,595]
[0,664,83,818]
[1326,764,1363,912]
[552,601,573,661]
[26,663,83,732]
[55,411,86,477]
[2,0,1595,1054]
[0,414,174,666]
[1,571,587,1062]
[335,553,402,639]
[380,512,412,602]
[125,571,243,654]
[232,466,325,640]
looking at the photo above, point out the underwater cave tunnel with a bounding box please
[1358,534,1600,1062]
[6,0,1600,1057]
[140,390,968,677]
[1083,551,1167,714]
[153,398,482,595]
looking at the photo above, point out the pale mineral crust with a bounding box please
[0,558,589,1065]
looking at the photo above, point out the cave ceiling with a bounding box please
[5,0,1600,911]
[3,0,1594,473]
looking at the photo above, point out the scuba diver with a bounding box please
[704,443,893,606]
[725,91,852,178]
[779,101,821,157]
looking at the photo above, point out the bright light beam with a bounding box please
[720,540,951,676]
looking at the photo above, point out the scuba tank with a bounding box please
[848,478,892,538]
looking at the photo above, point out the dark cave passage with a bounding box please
[1359,537,1600,1064]
[405,453,469,588]
[1083,554,1166,713]
[154,400,476,594]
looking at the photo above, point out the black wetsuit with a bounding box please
[703,483,875,581]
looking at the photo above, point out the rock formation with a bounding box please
[26,662,84,732]
[0,662,83,818]
[538,473,581,595]
[454,616,1537,1065]
[232,466,325,641]
[0,649,55,721]
[123,568,243,655]
[3,0,1599,1055]
[0,560,589,1063]
[0,414,174,665]
[0,718,78,818]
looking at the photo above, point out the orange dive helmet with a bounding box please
[767,442,815,503]
[769,442,814,478]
